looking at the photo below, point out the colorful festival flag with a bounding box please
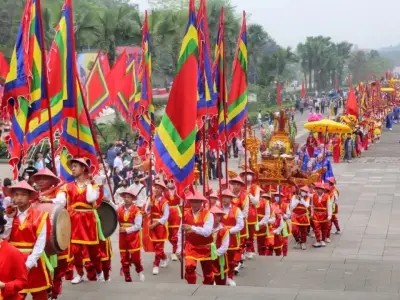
[56,0,99,173]
[196,0,217,120]
[2,0,48,178]
[136,11,154,142]
[154,0,199,191]
[85,52,111,118]
[212,7,227,145]
[226,12,247,140]
[107,50,127,105]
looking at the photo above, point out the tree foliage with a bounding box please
[348,50,394,83]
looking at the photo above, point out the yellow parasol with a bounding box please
[381,87,395,92]
[304,119,352,134]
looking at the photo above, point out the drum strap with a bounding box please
[18,248,56,278]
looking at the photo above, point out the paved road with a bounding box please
[49,116,400,299]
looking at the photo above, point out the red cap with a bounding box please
[229,176,244,185]
[300,186,310,193]
[314,182,329,191]
[68,157,90,170]
[221,189,235,198]
[240,169,255,176]
[4,180,38,198]
[186,191,208,202]
[154,180,167,189]
[119,189,137,199]
[209,192,218,199]
[31,168,60,183]
[210,206,225,215]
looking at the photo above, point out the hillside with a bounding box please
[379,44,400,65]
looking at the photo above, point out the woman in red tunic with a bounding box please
[0,209,28,300]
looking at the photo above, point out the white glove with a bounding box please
[328,216,332,221]
[273,229,281,235]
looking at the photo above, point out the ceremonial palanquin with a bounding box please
[230,110,325,190]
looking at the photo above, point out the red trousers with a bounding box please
[65,263,74,280]
[18,291,47,300]
[102,260,111,281]
[153,242,167,267]
[292,225,308,244]
[256,235,267,255]
[246,224,256,253]
[313,221,329,242]
[214,274,226,285]
[185,259,214,285]
[121,251,143,280]
[168,227,179,254]
[226,250,240,279]
[282,237,288,256]
[50,259,69,298]
[72,244,102,276]
[266,235,282,256]
[331,215,340,231]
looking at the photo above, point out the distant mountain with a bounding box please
[379,44,400,65]
[379,44,400,53]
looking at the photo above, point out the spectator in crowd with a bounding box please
[113,151,124,172]
[112,167,124,194]
[23,160,38,178]
[107,142,118,169]
[35,152,45,170]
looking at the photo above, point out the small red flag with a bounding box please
[346,86,358,118]
[107,50,127,104]
[0,52,9,80]
[300,80,306,98]
[276,81,282,107]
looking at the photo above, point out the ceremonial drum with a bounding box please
[97,201,118,238]
[31,202,71,255]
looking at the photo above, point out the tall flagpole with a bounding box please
[37,0,56,173]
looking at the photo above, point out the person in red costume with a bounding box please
[327,178,340,234]
[266,192,284,256]
[291,186,311,250]
[306,132,318,157]
[311,183,332,248]
[239,170,261,259]
[30,168,71,300]
[331,134,342,163]
[144,180,169,275]
[229,176,248,269]
[164,179,182,262]
[58,158,104,284]
[274,191,291,256]
[118,189,145,283]
[255,193,274,256]
[210,206,229,285]
[0,208,28,300]
[220,189,244,286]
[177,192,214,285]
[3,181,50,300]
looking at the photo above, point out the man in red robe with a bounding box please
[30,168,72,300]
[177,192,214,285]
[311,183,332,248]
[3,181,50,300]
[58,158,104,284]
[0,208,28,300]
[145,180,169,275]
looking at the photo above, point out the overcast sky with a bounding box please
[133,0,400,49]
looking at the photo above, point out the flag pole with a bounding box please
[202,125,207,195]
[77,79,116,204]
[37,0,56,174]
[244,120,248,185]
